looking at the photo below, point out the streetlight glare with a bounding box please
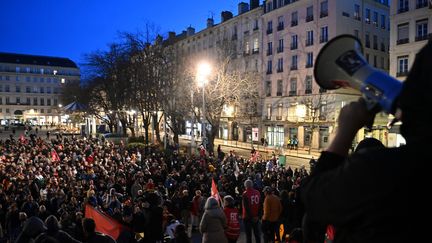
[197,62,211,86]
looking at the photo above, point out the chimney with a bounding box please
[186,26,195,36]
[168,31,176,40]
[207,18,214,28]
[250,0,259,9]
[221,11,233,22]
[238,2,250,14]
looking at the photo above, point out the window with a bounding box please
[267,42,273,55]
[277,58,284,72]
[16,97,20,104]
[26,67,30,73]
[40,98,44,106]
[306,30,314,46]
[40,109,44,114]
[373,55,377,67]
[320,26,328,43]
[291,55,298,70]
[398,0,409,13]
[416,0,428,8]
[381,14,386,29]
[373,12,378,26]
[366,53,370,63]
[277,16,284,31]
[0,98,2,105]
[5,97,10,104]
[47,87,52,94]
[15,85,20,92]
[54,99,58,106]
[291,11,298,26]
[40,68,44,74]
[306,52,314,68]
[416,19,428,41]
[277,103,283,118]
[245,41,250,54]
[15,67,20,73]
[290,78,297,96]
[26,98,30,104]
[5,76,9,81]
[354,4,361,20]
[381,57,385,69]
[277,39,284,52]
[266,1,273,12]
[33,77,37,82]
[0,85,2,92]
[6,108,9,113]
[266,81,272,96]
[5,85,10,92]
[277,80,283,96]
[397,56,409,76]
[253,38,259,53]
[291,35,298,49]
[26,76,30,82]
[354,29,359,38]
[253,19,259,30]
[320,1,328,17]
[266,104,272,119]
[33,97,38,105]
[397,23,409,44]
[365,9,371,23]
[40,77,44,82]
[373,35,378,49]
[306,6,314,22]
[305,75,313,94]
[365,33,370,48]
[40,87,44,93]
[381,39,386,51]
[267,60,273,74]
[47,98,51,106]
[267,21,273,34]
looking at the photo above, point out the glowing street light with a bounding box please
[196,62,212,146]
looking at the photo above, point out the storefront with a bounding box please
[266,125,285,147]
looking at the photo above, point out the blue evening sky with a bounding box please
[0,0,247,66]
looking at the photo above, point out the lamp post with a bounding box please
[197,62,211,147]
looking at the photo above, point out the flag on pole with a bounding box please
[211,178,223,207]
[85,204,128,240]
[51,149,60,162]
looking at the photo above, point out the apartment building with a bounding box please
[389,0,431,79]
[0,53,80,125]
[171,0,264,143]
[261,0,390,149]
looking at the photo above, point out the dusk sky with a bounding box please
[1,0,247,67]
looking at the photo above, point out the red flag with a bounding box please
[51,149,60,162]
[19,135,25,143]
[211,178,223,207]
[85,204,127,240]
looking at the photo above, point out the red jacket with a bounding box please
[224,207,240,240]
[242,188,261,219]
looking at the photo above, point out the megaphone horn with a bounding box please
[314,34,403,114]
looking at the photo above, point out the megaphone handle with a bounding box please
[361,96,380,129]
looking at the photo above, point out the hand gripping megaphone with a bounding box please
[314,35,403,114]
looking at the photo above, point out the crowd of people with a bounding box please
[0,129,309,243]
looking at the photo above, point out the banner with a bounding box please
[51,149,60,162]
[85,204,126,240]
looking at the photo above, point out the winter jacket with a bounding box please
[199,198,228,243]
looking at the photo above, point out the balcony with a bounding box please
[306,63,313,68]
[277,24,284,31]
[397,38,409,45]
[306,15,314,22]
[276,92,282,96]
[320,11,328,18]
[397,7,409,13]
[396,71,409,77]
[252,48,259,54]
[267,29,273,35]
[415,34,430,42]
[276,116,282,120]
[416,1,428,8]
[319,36,328,43]
[277,47,283,53]
[305,89,312,94]
[306,40,314,46]
[277,68,283,73]
[291,20,298,27]
[266,70,273,75]
[290,66,298,71]
[289,90,297,96]
[290,44,298,50]
[267,50,273,56]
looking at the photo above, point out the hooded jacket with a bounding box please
[15,216,47,243]
[199,197,228,243]
[35,215,81,243]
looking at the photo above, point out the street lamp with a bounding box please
[58,104,63,126]
[197,62,211,147]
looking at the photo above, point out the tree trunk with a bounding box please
[154,114,162,144]
[208,122,220,154]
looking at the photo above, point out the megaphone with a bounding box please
[314,35,403,114]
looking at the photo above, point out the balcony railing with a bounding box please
[353,14,361,21]
[397,38,409,45]
[277,68,283,73]
[291,20,298,27]
[415,34,430,42]
[306,15,314,22]
[306,63,313,68]
[267,50,273,56]
[289,90,297,96]
[290,66,298,71]
[306,40,314,46]
[266,70,272,74]
[397,7,409,13]
[416,1,428,8]
[320,11,328,18]
[396,71,409,77]
[320,36,328,43]
[305,89,313,94]
[290,44,298,50]
[277,24,284,31]
[276,92,282,96]
[267,29,273,35]
[252,48,259,54]
[277,47,283,53]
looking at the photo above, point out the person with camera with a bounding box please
[301,40,432,242]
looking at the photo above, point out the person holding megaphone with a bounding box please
[300,36,432,243]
